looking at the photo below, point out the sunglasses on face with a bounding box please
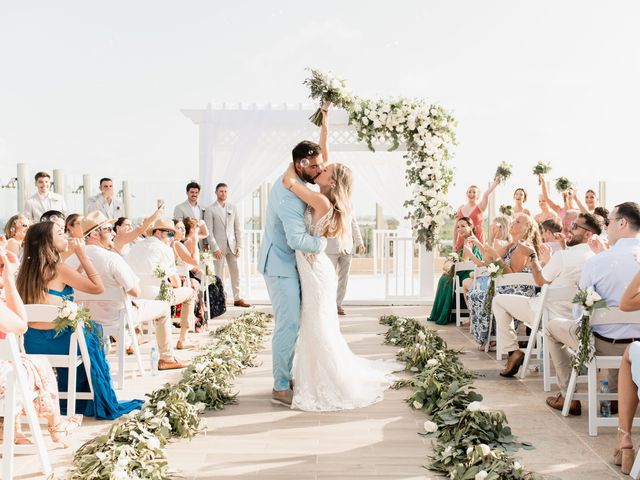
[99,226,113,232]
[571,222,594,233]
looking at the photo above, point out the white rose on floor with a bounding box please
[413,400,423,409]
[467,401,483,412]
[479,444,491,456]
[423,420,438,433]
[427,359,439,366]
[475,471,488,480]
[513,461,523,470]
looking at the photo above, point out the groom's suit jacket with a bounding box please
[258,175,326,278]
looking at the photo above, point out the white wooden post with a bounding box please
[122,180,131,217]
[16,163,29,213]
[598,180,606,209]
[52,169,64,196]
[82,174,92,215]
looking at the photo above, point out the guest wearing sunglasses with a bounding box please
[3,214,30,256]
[125,219,197,349]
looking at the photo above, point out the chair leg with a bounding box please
[116,330,125,390]
[20,382,52,475]
[519,317,541,380]
[2,375,17,480]
[67,345,77,417]
[588,362,599,436]
[127,315,145,377]
[562,370,579,417]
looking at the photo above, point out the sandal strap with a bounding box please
[618,427,631,435]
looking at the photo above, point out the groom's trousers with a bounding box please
[264,274,301,391]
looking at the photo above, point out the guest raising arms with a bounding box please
[453,177,502,251]
[538,173,577,220]
[113,205,163,256]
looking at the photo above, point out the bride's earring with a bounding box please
[331,183,336,189]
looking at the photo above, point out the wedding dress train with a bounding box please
[291,208,402,411]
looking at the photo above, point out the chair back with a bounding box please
[494,272,537,288]
[24,304,59,323]
[590,309,640,326]
[454,261,476,274]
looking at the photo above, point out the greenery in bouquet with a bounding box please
[154,265,175,303]
[499,204,513,217]
[483,261,505,316]
[554,176,573,193]
[53,297,103,346]
[532,161,552,176]
[200,251,216,283]
[571,287,607,372]
[494,161,512,181]
[303,68,353,126]
[443,252,462,278]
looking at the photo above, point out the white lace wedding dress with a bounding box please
[291,207,403,411]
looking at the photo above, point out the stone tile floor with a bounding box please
[9,306,628,479]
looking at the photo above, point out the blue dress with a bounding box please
[468,246,536,345]
[23,285,144,420]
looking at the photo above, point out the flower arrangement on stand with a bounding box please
[570,287,607,372]
[68,311,272,480]
[380,315,541,480]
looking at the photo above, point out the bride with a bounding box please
[281,102,402,411]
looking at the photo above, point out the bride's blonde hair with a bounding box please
[325,163,353,242]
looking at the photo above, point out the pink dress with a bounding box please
[456,206,485,251]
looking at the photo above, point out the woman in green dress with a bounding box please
[428,217,483,325]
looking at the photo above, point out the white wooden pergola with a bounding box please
[181,103,436,302]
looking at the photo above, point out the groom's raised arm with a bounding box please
[279,197,325,254]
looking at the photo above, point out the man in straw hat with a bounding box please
[70,211,186,370]
[126,218,197,350]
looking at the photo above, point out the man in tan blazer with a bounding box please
[86,177,124,219]
[326,213,364,315]
[173,181,205,221]
[203,182,251,307]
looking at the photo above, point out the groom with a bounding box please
[258,140,328,407]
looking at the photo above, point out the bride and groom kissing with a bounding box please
[257,103,401,412]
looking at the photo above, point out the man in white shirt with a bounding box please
[86,177,124,219]
[204,182,251,307]
[126,219,197,349]
[173,181,205,221]
[24,171,68,222]
[71,212,185,370]
[545,202,640,415]
[494,212,604,378]
[326,213,365,315]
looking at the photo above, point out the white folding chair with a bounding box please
[563,309,640,436]
[76,287,145,389]
[489,273,537,359]
[0,333,52,478]
[519,285,577,381]
[453,261,476,327]
[24,305,94,417]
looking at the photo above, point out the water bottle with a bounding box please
[600,380,611,417]
[150,346,160,376]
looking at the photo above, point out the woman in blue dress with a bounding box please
[16,221,144,420]
[468,214,541,347]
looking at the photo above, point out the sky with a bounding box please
[1,1,639,219]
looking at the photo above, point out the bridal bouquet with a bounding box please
[531,160,552,176]
[53,298,93,336]
[499,205,513,217]
[571,286,607,372]
[494,162,512,181]
[303,68,354,126]
[554,176,573,193]
[154,265,175,303]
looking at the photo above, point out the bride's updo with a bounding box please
[325,163,353,243]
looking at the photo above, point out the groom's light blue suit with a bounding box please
[258,175,325,391]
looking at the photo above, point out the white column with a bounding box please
[53,169,64,195]
[82,174,92,215]
[16,163,30,213]
[122,180,132,217]
[598,180,606,209]
[182,104,216,206]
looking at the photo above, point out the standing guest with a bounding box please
[544,202,640,415]
[86,178,124,219]
[573,188,599,214]
[0,250,82,448]
[538,173,577,220]
[326,212,365,316]
[23,171,68,222]
[126,219,197,349]
[453,178,502,252]
[204,183,251,307]
[65,213,84,239]
[512,188,531,216]
[493,213,603,377]
[534,195,559,225]
[174,181,205,221]
[428,217,483,325]
[467,214,540,347]
[112,205,163,256]
[17,222,144,420]
[3,214,30,256]
[72,212,185,370]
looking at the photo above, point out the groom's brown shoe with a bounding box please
[271,389,293,407]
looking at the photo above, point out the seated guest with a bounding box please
[113,205,163,256]
[40,210,66,228]
[493,213,603,377]
[16,221,144,420]
[23,171,68,222]
[126,219,197,349]
[560,209,580,237]
[539,173,577,220]
[512,188,531,216]
[0,250,81,448]
[71,212,186,370]
[534,195,559,225]
[545,202,640,415]
[539,218,562,264]
[3,214,30,256]
[453,178,502,252]
[467,214,540,347]
[86,178,124,219]
[64,213,84,239]
[428,217,483,325]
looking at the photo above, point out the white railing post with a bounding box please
[82,174,92,215]
[122,180,131,217]
[16,163,29,213]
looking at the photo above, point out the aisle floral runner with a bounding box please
[67,311,272,480]
[380,315,544,480]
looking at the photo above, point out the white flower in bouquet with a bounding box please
[479,444,491,457]
[487,263,499,274]
[60,306,71,318]
[68,311,77,321]
[413,400,423,409]
[467,401,483,412]
[427,358,439,366]
[423,420,438,433]
[443,445,452,455]
[475,471,488,480]
[399,327,405,333]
